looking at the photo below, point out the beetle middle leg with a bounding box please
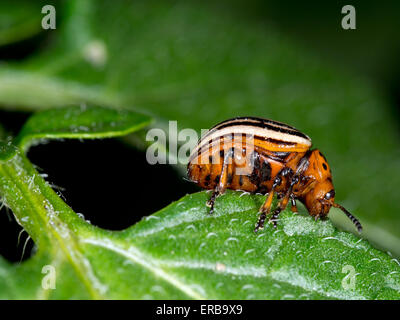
[290,194,298,214]
[254,181,277,232]
[269,175,299,228]
[207,148,235,214]
[254,170,287,232]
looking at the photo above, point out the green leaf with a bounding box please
[123,191,400,300]
[0,104,398,299]
[14,105,152,152]
[0,141,17,161]
[0,149,398,300]
[0,0,45,46]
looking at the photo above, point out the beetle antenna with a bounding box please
[333,203,362,233]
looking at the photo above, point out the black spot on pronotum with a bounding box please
[219,149,224,158]
[319,151,327,161]
[208,155,213,164]
[322,163,328,170]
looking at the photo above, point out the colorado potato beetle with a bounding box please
[187,116,362,233]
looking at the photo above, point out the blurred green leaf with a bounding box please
[15,105,152,152]
[0,0,45,46]
[0,141,17,161]
[0,0,399,258]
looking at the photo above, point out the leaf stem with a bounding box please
[0,151,105,299]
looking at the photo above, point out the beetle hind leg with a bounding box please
[206,190,219,214]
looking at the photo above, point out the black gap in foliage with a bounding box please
[26,139,199,231]
[0,111,200,262]
[0,206,35,263]
[0,31,51,61]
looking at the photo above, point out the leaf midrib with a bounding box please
[82,237,206,299]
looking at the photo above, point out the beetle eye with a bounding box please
[324,189,335,200]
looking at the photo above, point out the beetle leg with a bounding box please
[206,190,218,214]
[254,189,274,232]
[255,168,294,232]
[270,192,290,228]
[290,194,298,214]
[270,175,299,228]
[254,175,282,232]
[207,148,234,214]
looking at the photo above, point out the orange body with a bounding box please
[187,117,362,232]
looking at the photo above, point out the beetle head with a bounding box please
[300,149,362,233]
[302,177,335,218]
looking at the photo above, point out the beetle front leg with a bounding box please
[206,148,234,214]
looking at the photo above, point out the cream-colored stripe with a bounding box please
[189,125,311,161]
[195,125,311,154]
[211,118,299,132]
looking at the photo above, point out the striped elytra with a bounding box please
[187,116,362,233]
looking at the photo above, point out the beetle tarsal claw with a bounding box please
[268,218,278,228]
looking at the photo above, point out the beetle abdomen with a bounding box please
[188,117,311,193]
[187,146,286,194]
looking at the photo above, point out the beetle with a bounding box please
[187,116,362,233]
